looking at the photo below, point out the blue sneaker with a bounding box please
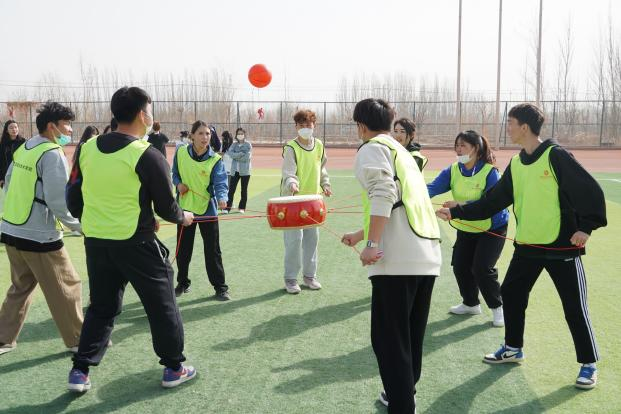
[67,368,91,392]
[161,364,197,388]
[483,344,524,364]
[575,365,597,389]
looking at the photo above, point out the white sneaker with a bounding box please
[0,343,15,355]
[285,280,301,294]
[492,306,505,327]
[239,209,245,214]
[449,303,482,315]
[303,276,322,290]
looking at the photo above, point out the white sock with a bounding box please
[505,344,520,351]
[583,363,596,369]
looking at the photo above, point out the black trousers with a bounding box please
[176,220,228,293]
[227,173,250,210]
[73,239,185,372]
[502,253,599,363]
[451,226,506,309]
[371,276,436,414]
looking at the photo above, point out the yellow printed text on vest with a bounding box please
[177,145,221,214]
[449,162,494,233]
[511,146,561,244]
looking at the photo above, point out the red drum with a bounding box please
[267,195,327,230]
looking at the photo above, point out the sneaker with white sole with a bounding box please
[239,209,245,214]
[575,365,597,389]
[162,364,197,388]
[491,306,504,327]
[67,368,91,392]
[0,343,15,356]
[449,303,482,315]
[379,390,389,407]
[285,279,301,294]
[303,276,322,290]
[483,344,524,364]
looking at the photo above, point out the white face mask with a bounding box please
[298,128,313,140]
[236,134,245,140]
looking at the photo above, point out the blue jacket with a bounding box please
[427,160,509,230]
[172,145,229,217]
[228,140,252,176]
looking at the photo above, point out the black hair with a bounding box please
[1,120,23,145]
[235,127,246,136]
[454,130,495,165]
[110,117,118,131]
[191,120,208,134]
[508,103,545,136]
[79,125,99,144]
[222,130,232,141]
[393,118,416,137]
[353,98,395,132]
[110,87,152,124]
[35,101,75,134]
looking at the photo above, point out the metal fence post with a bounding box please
[279,102,283,145]
[236,101,240,128]
[29,104,34,137]
[551,100,557,139]
[599,100,606,146]
[194,101,197,123]
[322,101,327,145]
[503,102,508,146]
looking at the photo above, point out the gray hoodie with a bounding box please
[1,135,81,243]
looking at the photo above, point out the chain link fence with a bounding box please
[1,100,619,148]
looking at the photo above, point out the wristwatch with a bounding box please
[366,240,379,248]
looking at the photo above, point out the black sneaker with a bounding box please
[215,290,231,301]
[379,390,389,407]
[175,285,190,297]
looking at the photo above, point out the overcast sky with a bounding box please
[0,0,619,101]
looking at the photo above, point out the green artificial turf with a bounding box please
[0,171,619,413]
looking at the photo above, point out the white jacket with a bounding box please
[355,134,442,277]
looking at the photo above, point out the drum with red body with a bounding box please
[267,195,327,230]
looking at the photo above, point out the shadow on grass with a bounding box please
[110,289,284,345]
[0,351,68,374]
[494,385,580,414]
[4,368,193,414]
[212,297,370,351]
[424,364,518,413]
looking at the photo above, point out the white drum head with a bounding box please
[268,194,323,204]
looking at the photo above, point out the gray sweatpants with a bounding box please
[283,228,319,280]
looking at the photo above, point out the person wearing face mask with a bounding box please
[392,118,428,171]
[280,109,332,294]
[0,120,26,189]
[427,130,509,328]
[171,120,230,300]
[225,127,252,214]
[341,99,441,413]
[0,102,83,358]
[66,87,196,392]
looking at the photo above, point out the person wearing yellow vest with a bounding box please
[392,117,428,171]
[427,130,509,327]
[171,120,231,300]
[280,109,332,294]
[0,102,83,357]
[437,103,607,390]
[341,99,441,413]
[66,87,196,392]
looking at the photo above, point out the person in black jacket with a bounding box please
[209,125,221,152]
[0,120,26,188]
[436,103,607,390]
[147,121,169,157]
[66,86,196,392]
